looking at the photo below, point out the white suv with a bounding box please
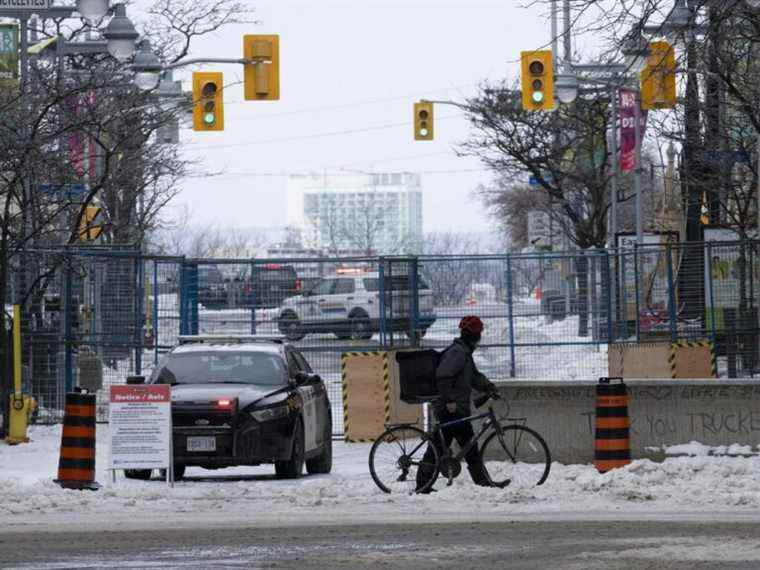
[277,270,436,341]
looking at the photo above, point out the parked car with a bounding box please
[240,264,301,309]
[277,269,436,341]
[197,265,227,310]
[126,335,332,480]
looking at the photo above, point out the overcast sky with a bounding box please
[169,0,549,233]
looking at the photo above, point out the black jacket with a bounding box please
[434,338,495,414]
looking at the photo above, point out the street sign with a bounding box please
[0,0,52,11]
[0,23,18,83]
[529,174,552,186]
[109,384,173,480]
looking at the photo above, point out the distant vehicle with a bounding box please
[241,264,301,309]
[277,269,436,341]
[126,335,332,481]
[197,265,227,310]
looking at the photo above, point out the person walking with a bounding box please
[416,315,500,492]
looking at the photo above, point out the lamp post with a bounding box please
[102,3,139,61]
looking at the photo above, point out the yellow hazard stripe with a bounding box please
[382,352,391,425]
[341,354,350,440]
[669,339,717,378]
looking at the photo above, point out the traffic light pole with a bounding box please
[163,57,252,70]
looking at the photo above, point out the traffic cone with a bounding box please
[594,377,631,473]
[54,391,100,490]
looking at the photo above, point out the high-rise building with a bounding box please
[286,172,423,254]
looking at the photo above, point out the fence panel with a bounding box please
[8,242,760,435]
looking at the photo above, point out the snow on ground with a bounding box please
[3,426,760,531]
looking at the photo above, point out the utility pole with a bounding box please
[551,0,558,69]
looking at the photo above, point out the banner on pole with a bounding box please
[0,23,19,85]
[619,90,648,173]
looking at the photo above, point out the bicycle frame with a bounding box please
[433,407,502,464]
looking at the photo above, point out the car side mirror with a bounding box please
[127,375,145,385]
[294,372,319,385]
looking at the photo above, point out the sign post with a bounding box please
[109,384,173,486]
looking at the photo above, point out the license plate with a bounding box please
[187,436,216,452]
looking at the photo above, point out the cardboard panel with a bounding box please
[342,351,423,442]
[673,343,716,379]
[608,343,672,378]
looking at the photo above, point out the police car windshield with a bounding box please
[153,351,287,386]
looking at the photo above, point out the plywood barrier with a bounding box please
[341,351,423,443]
[608,340,717,379]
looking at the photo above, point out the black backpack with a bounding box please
[395,348,448,404]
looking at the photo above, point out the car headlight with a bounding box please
[251,404,289,422]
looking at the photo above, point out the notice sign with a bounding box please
[110,385,171,470]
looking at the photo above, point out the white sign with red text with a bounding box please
[109,385,171,470]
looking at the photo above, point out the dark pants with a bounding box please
[416,408,491,489]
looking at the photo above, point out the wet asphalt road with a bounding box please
[2,520,760,569]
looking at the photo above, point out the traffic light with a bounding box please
[521,50,554,111]
[192,72,224,131]
[414,101,434,141]
[79,205,103,241]
[641,41,676,110]
[243,35,280,101]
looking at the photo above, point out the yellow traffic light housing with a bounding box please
[193,72,224,131]
[414,101,434,141]
[244,34,280,101]
[521,50,554,111]
[641,41,676,110]
[79,205,103,241]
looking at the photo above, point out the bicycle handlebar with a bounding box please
[473,391,501,409]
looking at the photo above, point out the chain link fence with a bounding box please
[3,241,759,435]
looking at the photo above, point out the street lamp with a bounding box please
[667,0,693,30]
[76,0,109,23]
[554,69,579,104]
[102,3,139,62]
[621,27,651,73]
[132,39,162,91]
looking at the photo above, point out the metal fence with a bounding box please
[4,241,760,434]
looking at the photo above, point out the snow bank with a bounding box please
[2,425,760,529]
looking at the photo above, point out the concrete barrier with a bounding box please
[492,379,760,464]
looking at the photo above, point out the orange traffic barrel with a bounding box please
[54,391,100,490]
[594,377,631,473]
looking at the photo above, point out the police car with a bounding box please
[277,269,436,341]
[125,335,332,480]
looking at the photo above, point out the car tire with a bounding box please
[159,466,186,480]
[306,416,333,475]
[349,310,372,341]
[279,312,306,342]
[124,469,152,480]
[275,417,305,479]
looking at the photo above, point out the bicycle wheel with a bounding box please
[480,425,551,487]
[369,425,439,494]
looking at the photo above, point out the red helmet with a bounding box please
[459,315,484,335]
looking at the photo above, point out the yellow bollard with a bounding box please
[5,305,34,445]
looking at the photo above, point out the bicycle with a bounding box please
[368,393,551,494]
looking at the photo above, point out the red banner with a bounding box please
[619,89,648,173]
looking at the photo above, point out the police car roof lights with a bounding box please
[177,334,286,345]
